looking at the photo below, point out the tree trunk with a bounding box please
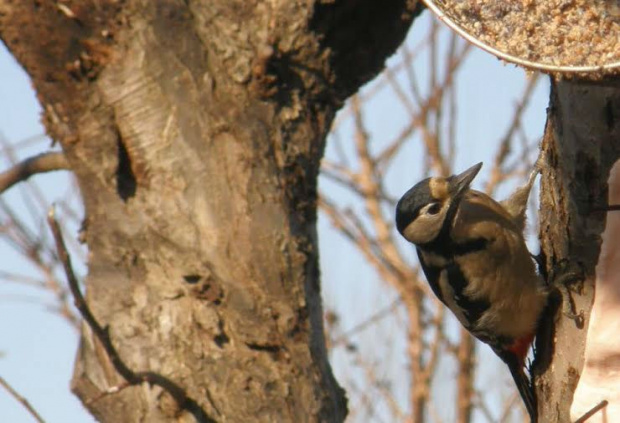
[0,1,420,421]
[536,79,620,422]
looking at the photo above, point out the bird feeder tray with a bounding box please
[423,0,620,77]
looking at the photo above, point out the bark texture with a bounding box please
[536,78,620,422]
[0,1,420,421]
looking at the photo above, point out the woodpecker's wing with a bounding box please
[416,248,490,332]
[415,248,444,303]
[443,259,491,329]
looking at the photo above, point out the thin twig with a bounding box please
[331,297,403,347]
[485,75,540,195]
[498,393,520,423]
[329,31,435,132]
[0,375,46,423]
[319,196,412,283]
[420,306,445,382]
[355,354,405,421]
[46,206,217,423]
[321,164,396,205]
[0,195,79,327]
[574,400,608,423]
[0,133,47,155]
[346,378,386,423]
[0,152,69,194]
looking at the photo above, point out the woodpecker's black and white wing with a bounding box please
[415,249,444,303]
[416,248,491,333]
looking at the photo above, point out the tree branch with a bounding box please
[0,375,46,423]
[330,297,403,348]
[574,400,608,423]
[0,152,69,194]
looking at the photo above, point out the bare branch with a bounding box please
[498,393,520,423]
[474,391,498,423]
[321,162,397,205]
[331,297,403,348]
[485,75,540,195]
[351,95,410,278]
[355,354,405,421]
[0,375,46,423]
[0,196,79,328]
[574,400,609,423]
[420,306,445,383]
[319,196,413,284]
[0,152,69,194]
[376,40,471,175]
[456,331,475,423]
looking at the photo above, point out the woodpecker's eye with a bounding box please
[426,203,441,215]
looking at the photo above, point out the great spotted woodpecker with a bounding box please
[395,162,547,422]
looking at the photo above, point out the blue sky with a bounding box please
[0,12,549,423]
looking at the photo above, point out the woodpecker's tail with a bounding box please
[508,360,537,423]
[497,350,537,423]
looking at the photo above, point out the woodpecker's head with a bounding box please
[396,162,482,245]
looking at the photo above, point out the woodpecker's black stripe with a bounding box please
[422,237,489,257]
[452,238,489,256]
[417,239,491,326]
[434,188,464,247]
[445,262,490,325]
[414,186,492,326]
[416,250,444,302]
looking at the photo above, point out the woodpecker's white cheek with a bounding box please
[403,208,448,245]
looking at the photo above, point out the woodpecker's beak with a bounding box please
[450,162,482,198]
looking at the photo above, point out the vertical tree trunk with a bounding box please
[0,1,420,421]
[537,79,620,422]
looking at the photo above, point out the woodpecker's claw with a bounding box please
[549,259,585,288]
[549,259,586,329]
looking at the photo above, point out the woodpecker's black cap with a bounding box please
[395,177,432,235]
[395,162,483,235]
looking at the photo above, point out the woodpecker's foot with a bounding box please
[562,306,585,328]
[548,259,584,288]
[549,259,585,328]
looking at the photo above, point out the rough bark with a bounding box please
[536,78,620,422]
[0,1,420,421]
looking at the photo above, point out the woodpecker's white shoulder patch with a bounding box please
[419,250,449,267]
